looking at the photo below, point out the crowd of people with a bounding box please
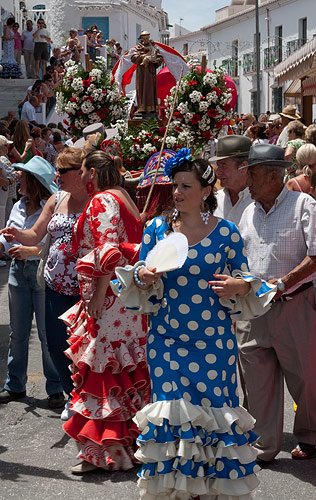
[1,18,316,494]
[0,16,123,81]
[0,103,315,500]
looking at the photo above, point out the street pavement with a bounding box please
[0,263,315,500]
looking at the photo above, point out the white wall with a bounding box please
[175,0,316,115]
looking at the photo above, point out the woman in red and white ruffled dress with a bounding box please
[60,150,149,474]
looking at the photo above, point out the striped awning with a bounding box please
[274,37,316,84]
[284,79,301,97]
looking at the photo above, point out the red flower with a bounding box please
[207,109,218,118]
[63,119,69,126]
[159,127,166,134]
[188,80,197,87]
[211,87,223,96]
[191,114,202,125]
[202,131,211,140]
[224,103,232,112]
[174,126,183,132]
[215,120,225,129]
[82,77,92,88]
[70,97,76,102]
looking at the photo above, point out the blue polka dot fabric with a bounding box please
[135,217,260,499]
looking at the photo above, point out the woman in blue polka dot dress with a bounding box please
[112,149,276,500]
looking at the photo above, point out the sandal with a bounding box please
[291,442,316,460]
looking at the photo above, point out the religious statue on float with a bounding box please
[112,31,189,119]
[131,31,163,116]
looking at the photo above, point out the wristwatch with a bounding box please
[277,278,285,292]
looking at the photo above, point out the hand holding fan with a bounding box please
[145,232,188,273]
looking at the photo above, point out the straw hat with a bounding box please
[279,105,301,120]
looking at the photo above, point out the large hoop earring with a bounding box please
[200,195,210,225]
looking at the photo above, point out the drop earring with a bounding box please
[200,195,210,225]
[86,181,94,196]
[172,208,179,221]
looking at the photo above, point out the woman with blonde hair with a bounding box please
[286,143,316,193]
[0,147,89,417]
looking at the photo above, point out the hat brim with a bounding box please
[239,159,293,170]
[104,128,118,140]
[209,151,250,162]
[279,112,301,120]
[73,137,85,148]
[13,162,58,194]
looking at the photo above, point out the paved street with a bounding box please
[0,263,315,500]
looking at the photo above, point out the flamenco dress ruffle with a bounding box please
[61,234,150,471]
[134,399,260,499]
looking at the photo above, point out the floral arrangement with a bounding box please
[55,57,128,137]
[115,119,186,170]
[164,65,235,150]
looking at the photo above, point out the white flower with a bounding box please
[81,101,94,114]
[189,91,202,103]
[72,78,84,91]
[89,68,102,81]
[199,101,208,112]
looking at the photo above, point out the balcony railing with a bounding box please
[243,52,257,74]
[263,46,280,69]
[286,38,307,57]
[221,58,239,77]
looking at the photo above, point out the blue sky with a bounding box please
[162,0,229,32]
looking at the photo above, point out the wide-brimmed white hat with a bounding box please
[0,135,13,147]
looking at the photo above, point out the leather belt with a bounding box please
[274,281,313,303]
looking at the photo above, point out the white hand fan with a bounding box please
[145,232,188,273]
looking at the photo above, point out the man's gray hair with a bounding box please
[232,156,249,168]
[260,164,285,182]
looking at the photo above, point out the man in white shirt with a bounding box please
[238,144,316,463]
[276,105,301,149]
[210,135,252,225]
[21,96,39,126]
[21,20,35,79]
[33,18,51,78]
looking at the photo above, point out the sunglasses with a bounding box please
[56,167,80,175]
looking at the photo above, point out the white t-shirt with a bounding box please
[21,101,36,123]
[21,29,34,50]
[33,28,50,44]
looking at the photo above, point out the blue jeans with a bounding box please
[45,286,80,396]
[4,260,63,395]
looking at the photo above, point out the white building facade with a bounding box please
[170,0,316,119]
[1,0,169,50]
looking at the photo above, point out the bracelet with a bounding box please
[134,264,147,287]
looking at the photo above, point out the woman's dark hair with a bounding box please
[7,18,15,27]
[32,80,42,92]
[164,157,217,233]
[25,171,51,205]
[83,150,121,190]
[52,131,62,143]
[250,122,267,140]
